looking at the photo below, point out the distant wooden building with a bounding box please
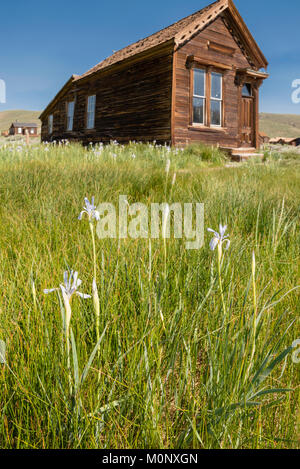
[284,137,300,147]
[259,132,270,145]
[270,137,300,146]
[40,0,268,150]
[269,137,281,145]
[9,122,38,136]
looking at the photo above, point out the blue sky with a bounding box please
[0,0,299,114]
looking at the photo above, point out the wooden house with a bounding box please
[269,137,281,145]
[259,132,270,145]
[270,137,300,147]
[9,122,38,136]
[40,0,268,153]
[284,137,300,147]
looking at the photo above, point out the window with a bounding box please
[48,114,53,134]
[242,83,252,97]
[193,69,206,125]
[30,129,34,134]
[210,72,222,126]
[86,95,96,129]
[192,69,223,127]
[18,127,22,134]
[67,101,75,131]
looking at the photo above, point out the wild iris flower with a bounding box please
[44,270,91,300]
[207,224,230,252]
[78,197,100,222]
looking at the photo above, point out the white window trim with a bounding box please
[193,68,206,126]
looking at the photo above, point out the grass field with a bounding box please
[0,141,299,449]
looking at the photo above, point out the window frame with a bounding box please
[86,95,96,130]
[66,101,75,131]
[48,115,53,135]
[190,66,224,129]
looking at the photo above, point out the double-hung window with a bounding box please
[210,72,222,126]
[87,95,96,129]
[192,68,223,127]
[193,69,206,125]
[67,101,75,131]
[48,115,53,134]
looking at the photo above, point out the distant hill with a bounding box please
[0,110,41,132]
[259,113,300,138]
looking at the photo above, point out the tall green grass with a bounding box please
[0,142,299,449]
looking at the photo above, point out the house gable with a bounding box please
[171,13,265,147]
[178,16,252,71]
[174,0,267,70]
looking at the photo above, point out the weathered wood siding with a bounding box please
[172,16,252,147]
[41,42,173,144]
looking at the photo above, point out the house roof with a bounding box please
[11,122,38,128]
[77,1,221,80]
[269,137,300,144]
[76,0,268,82]
[40,0,268,119]
[284,137,299,143]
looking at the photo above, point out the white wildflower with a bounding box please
[207,224,230,252]
[292,339,300,364]
[78,197,100,221]
[44,270,91,301]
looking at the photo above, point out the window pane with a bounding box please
[67,102,74,131]
[193,97,205,124]
[48,115,53,134]
[87,95,96,129]
[68,102,74,117]
[211,73,222,99]
[194,69,205,97]
[210,100,221,126]
[242,84,252,97]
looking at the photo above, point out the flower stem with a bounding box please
[89,221,101,382]
[89,221,97,282]
[217,244,226,317]
[62,293,72,396]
